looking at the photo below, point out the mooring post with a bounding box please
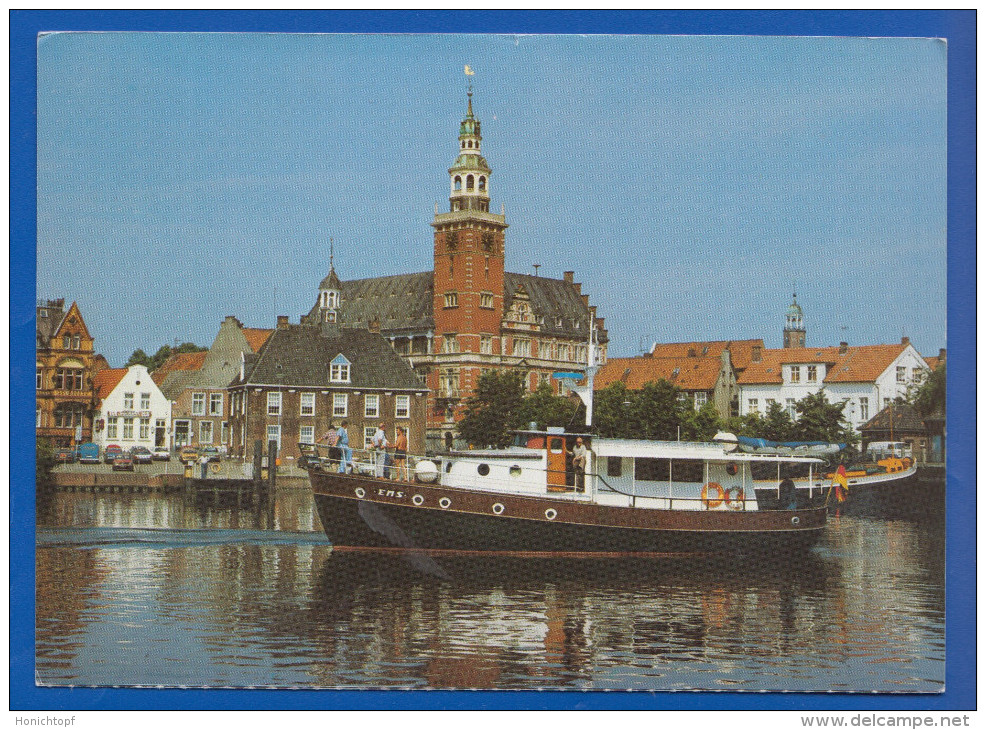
[267,440,278,492]
[253,440,264,486]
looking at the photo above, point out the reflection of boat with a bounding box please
[301,431,829,555]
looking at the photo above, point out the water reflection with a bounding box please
[35,488,944,691]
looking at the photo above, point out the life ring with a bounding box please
[902,457,913,469]
[210,462,221,473]
[701,482,725,509]
[724,486,745,510]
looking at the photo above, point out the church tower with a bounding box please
[430,88,508,418]
[783,293,806,348]
[316,239,342,324]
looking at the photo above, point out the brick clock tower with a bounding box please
[430,90,509,429]
[783,293,806,349]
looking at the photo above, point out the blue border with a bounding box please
[11,10,975,711]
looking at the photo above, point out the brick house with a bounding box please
[155,316,272,451]
[227,322,428,464]
[36,299,102,447]
[300,91,607,449]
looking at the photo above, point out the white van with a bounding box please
[865,441,912,459]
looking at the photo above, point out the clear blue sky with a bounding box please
[37,33,946,366]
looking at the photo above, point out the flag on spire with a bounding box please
[464,64,475,76]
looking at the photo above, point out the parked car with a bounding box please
[179,446,199,463]
[201,446,221,463]
[54,448,77,464]
[103,444,123,464]
[112,455,135,471]
[152,447,171,461]
[130,446,153,464]
[77,442,100,464]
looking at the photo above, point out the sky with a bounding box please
[37,33,947,367]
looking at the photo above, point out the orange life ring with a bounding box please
[701,482,725,509]
[724,486,745,510]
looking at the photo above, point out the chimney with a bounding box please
[839,341,848,354]
[581,294,589,307]
[901,336,910,346]
[563,271,574,284]
[752,345,762,363]
[276,315,289,330]
[939,348,946,362]
[368,316,381,334]
[687,348,697,358]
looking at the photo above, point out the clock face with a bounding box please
[446,231,458,251]
[482,232,495,252]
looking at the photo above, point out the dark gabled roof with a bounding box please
[859,403,926,433]
[236,325,425,391]
[504,272,604,340]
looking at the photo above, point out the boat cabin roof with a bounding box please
[591,437,823,463]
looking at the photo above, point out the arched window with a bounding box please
[466,175,474,191]
[454,176,462,191]
[478,176,486,191]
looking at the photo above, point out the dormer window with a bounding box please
[330,354,351,383]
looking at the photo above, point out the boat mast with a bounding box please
[568,316,600,426]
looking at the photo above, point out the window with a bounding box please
[443,334,459,353]
[559,344,570,361]
[807,365,817,383]
[330,355,351,383]
[912,368,926,384]
[139,418,150,440]
[266,425,281,452]
[267,392,282,416]
[209,393,223,416]
[607,457,622,478]
[300,392,315,416]
[192,393,206,416]
[124,392,134,410]
[766,398,777,408]
[333,393,348,417]
[106,418,118,439]
[299,425,315,444]
[859,397,869,421]
[36,367,42,389]
[140,392,151,410]
[122,417,134,440]
[478,176,486,191]
[512,338,530,357]
[62,335,70,349]
[747,398,758,414]
[897,366,907,383]
[36,406,42,428]
[441,369,458,398]
[480,335,493,355]
[786,399,797,418]
[364,427,376,449]
[444,292,459,308]
[790,366,801,383]
[395,395,410,419]
[53,403,85,428]
[480,292,494,309]
[694,392,708,409]
[365,394,380,418]
[221,421,230,446]
[53,368,83,391]
[72,334,80,349]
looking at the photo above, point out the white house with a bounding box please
[92,365,173,451]
[737,337,931,433]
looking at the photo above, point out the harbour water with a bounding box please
[35,484,945,691]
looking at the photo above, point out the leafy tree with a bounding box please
[759,401,796,442]
[125,348,151,368]
[125,342,207,371]
[683,401,723,441]
[516,382,581,432]
[592,382,636,438]
[632,380,691,440]
[457,370,526,448]
[724,413,765,438]
[793,391,858,445]
[913,365,945,417]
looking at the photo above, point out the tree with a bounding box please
[793,391,858,445]
[683,401,723,441]
[913,365,945,417]
[457,370,526,448]
[516,382,581,432]
[592,382,636,438]
[125,342,207,371]
[125,348,151,368]
[760,401,796,442]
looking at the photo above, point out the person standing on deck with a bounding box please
[568,437,589,492]
[393,426,408,481]
[371,422,388,478]
[335,420,351,474]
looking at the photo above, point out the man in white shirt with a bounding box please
[371,422,388,478]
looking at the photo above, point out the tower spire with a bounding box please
[329,236,334,271]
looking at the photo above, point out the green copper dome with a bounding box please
[449,152,491,174]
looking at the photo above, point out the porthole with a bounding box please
[544,508,557,521]
[509,465,522,478]
[492,502,505,515]
[355,487,366,499]
[791,516,800,526]
[477,463,490,476]
[412,494,424,506]
[439,497,451,509]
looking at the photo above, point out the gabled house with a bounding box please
[737,337,932,432]
[859,403,938,463]
[93,365,172,451]
[228,322,428,463]
[157,316,272,450]
[36,298,100,447]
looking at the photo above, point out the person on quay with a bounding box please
[335,420,351,474]
[199,452,210,480]
[393,426,408,481]
[371,422,389,478]
[568,436,589,492]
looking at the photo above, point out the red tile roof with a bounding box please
[242,328,273,353]
[737,344,909,385]
[596,356,722,391]
[93,368,127,401]
[924,356,942,371]
[648,339,764,370]
[151,350,207,385]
